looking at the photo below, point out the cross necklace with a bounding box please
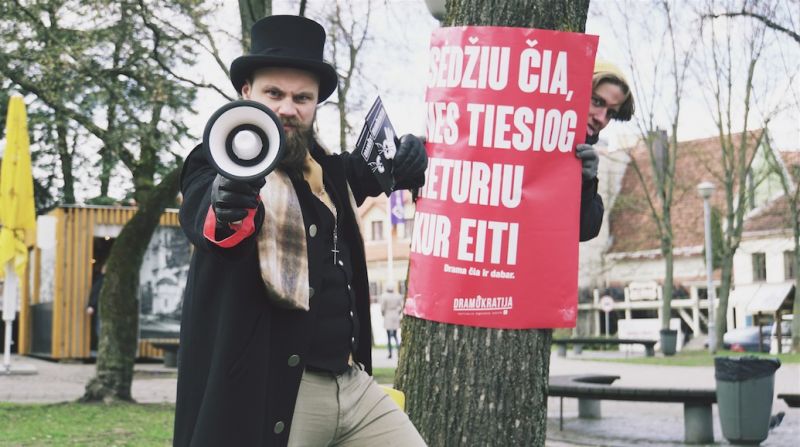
[314,186,339,264]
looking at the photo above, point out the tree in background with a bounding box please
[723,0,800,352]
[706,0,799,45]
[0,80,63,211]
[764,141,800,352]
[297,0,376,151]
[238,0,271,51]
[697,0,793,347]
[322,1,374,151]
[394,2,590,445]
[0,0,218,401]
[604,0,693,337]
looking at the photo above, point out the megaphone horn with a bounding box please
[203,100,286,181]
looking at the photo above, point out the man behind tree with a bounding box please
[575,60,635,241]
[174,15,427,447]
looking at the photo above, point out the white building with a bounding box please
[583,131,795,338]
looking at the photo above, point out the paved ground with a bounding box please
[0,348,399,404]
[1,350,797,446]
[546,351,799,446]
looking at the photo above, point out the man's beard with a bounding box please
[585,132,599,145]
[278,119,313,177]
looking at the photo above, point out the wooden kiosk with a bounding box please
[17,205,185,361]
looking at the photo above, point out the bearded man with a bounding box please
[174,15,427,447]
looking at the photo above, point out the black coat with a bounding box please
[173,143,384,447]
[579,177,604,242]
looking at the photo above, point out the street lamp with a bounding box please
[697,181,717,353]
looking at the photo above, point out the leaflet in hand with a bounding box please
[354,96,397,196]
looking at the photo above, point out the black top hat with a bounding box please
[230,15,338,102]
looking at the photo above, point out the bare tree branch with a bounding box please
[136,0,234,101]
[704,10,800,44]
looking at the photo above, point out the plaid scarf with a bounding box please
[256,162,359,311]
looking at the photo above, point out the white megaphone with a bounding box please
[203,100,286,181]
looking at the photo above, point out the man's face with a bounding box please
[241,67,319,136]
[242,67,319,175]
[586,81,625,142]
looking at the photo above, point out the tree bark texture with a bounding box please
[82,166,181,402]
[442,0,589,31]
[396,1,589,445]
[396,319,552,446]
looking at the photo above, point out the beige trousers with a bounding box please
[287,365,427,447]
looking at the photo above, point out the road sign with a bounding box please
[628,281,660,301]
[600,295,615,313]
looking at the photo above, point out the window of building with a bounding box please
[785,250,796,280]
[752,252,767,282]
[371,221,384,241]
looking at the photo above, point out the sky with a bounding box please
[182,0,799,161]
[5,0,797,203]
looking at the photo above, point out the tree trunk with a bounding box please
[661,241,674,329]
[443,0,589,30]
[338,86,348,151]
[792,223,800,352]
[82,166,181,402]
[238,0,271,51]
[714,249,735,350]
[55,117,75,204]
[99,104,118,198]
[396,320,552,445]
[395,1,589,445]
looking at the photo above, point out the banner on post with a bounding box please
[405,26,598,329]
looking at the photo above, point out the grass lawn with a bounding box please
[0,402,174,446]
[578,349,800,366]
[372,366,397,384]
[0,368,399,446]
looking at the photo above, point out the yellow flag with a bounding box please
[0,95,37,278]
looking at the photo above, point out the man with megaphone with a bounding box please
[174,15,427,447]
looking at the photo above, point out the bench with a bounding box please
[147,338,180,368]
[778,393,800,408]
[549,374,717,444]
[552,337,657,357]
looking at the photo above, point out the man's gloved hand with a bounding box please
[211,174,265,224]
[393,134,428,189]
[575,144,599,181]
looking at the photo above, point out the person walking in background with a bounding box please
[379,285,403,359]
[86,263,106,346]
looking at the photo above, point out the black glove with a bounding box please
[210,174,265,224]
[575,144,599,181]
[393,134,428,189]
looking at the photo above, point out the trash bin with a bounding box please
[715,356,781,445]
[660,329,678,356]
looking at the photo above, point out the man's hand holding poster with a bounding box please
[405,27,598,329]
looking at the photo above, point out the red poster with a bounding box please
[405,27,598,329]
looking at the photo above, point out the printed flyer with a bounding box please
[405,26,598,329]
